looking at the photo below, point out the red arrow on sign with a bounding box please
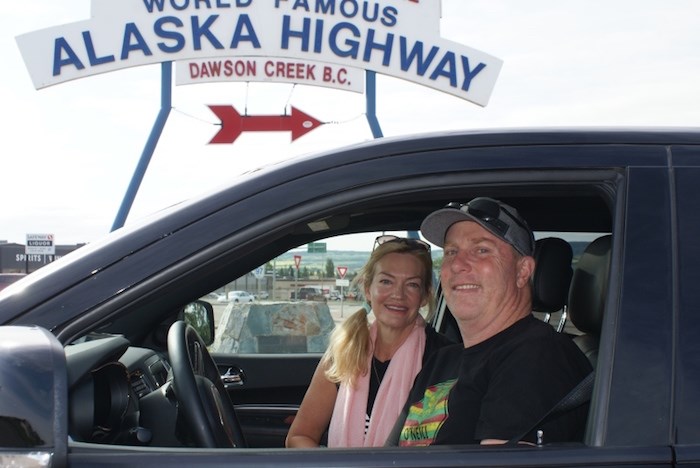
[208,105,323,144]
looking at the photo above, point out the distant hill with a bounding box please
[272,241,591,274]
[273,250,372,274]
[271,249,444,276]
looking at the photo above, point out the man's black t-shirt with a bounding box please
[386,315,592,446]
[367,325,454,417]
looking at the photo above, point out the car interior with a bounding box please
[62,176,615,451]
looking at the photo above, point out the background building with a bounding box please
[0,241,84,274]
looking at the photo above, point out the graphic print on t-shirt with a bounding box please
[399,379,457,446]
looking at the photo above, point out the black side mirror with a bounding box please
[181,300,215,346]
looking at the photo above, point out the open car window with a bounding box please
[202,231,434,355]
[201,229,609,356]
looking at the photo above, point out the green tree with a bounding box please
[325,258,335,278]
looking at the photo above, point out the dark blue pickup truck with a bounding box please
[1,128,699,467]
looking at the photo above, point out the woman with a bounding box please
[285,235,452,448]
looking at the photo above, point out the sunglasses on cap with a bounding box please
[445,198,531,240]
[373,235,431,252]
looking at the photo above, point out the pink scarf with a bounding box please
[327,315,426,447]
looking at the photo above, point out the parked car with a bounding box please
[1,129,700,467]
[290,286,326,301]
[254,291,269,300]
[344,289,363,301]
[328,290,342,301]
[226,290,255,303]
[201,292,221,303]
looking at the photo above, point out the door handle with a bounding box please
[221,366,245,389]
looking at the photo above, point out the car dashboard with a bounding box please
[65,334,180,446]
[121,347,171,399]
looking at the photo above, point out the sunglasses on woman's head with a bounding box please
[373,235,431,252]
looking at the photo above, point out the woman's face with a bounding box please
[365,252,427,332]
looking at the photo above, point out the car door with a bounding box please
[671,148,700,465]
[206,230,417,448]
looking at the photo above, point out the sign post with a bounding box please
[253,266,265,300]
[336,266,348,317]
[293,255,301,300]
[16,2,502,232]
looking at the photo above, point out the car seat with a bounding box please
[532,237,574,328]
[438,237,574,343]
[567,235,612,368]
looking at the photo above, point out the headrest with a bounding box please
[568,235,612,335]
[532,237,573,313]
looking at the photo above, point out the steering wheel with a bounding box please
[167,320,247,447]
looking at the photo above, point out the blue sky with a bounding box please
[2,0,699,246]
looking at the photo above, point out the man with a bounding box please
[386,197,593,446]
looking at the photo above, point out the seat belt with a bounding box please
[507,371,595,446]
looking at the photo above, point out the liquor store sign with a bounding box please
[16,0,502,106]
[26,233,55,255]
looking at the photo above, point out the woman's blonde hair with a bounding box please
[322,238,434,387]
